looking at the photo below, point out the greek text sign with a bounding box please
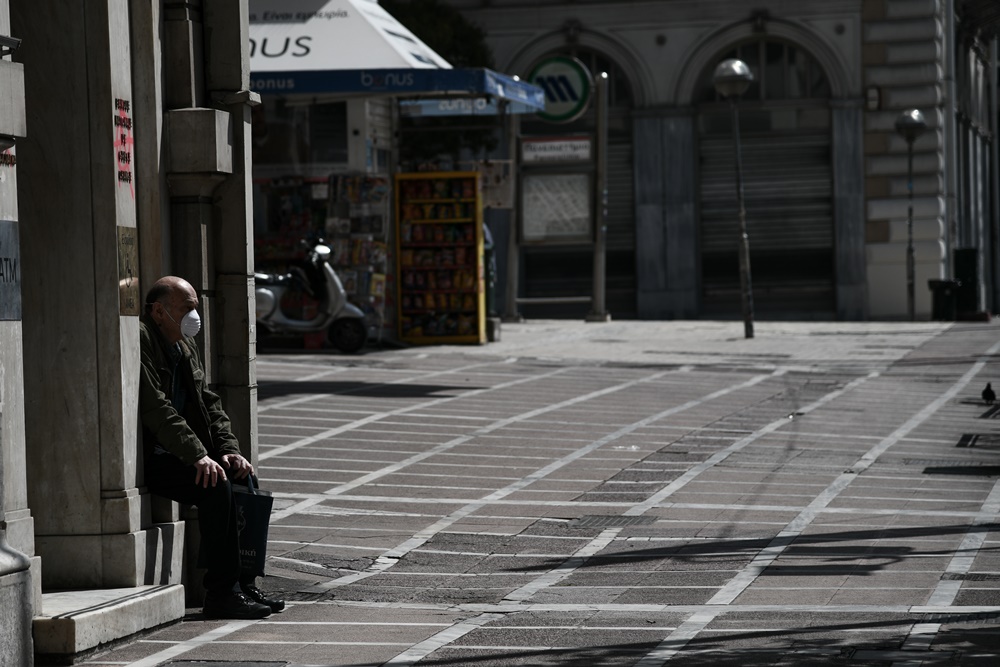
[522,137,592,164]
[114,97,134,199]
[0,220,21,321]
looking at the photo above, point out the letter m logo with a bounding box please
[536,75,579,104]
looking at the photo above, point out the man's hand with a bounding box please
[221,453,254,480]
[193,456,227,488]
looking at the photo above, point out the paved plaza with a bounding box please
[82,319,1000,666]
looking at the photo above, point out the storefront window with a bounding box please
[553,48,633,109]
[251,97,351,265]
[703,38,829,103]
[251,98,348,179]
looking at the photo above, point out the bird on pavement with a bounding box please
[983,383,996,404]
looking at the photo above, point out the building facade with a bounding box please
[443,0,999,321]
[0,1,259,663]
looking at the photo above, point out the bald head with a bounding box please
[146,276,199,343]
[145,276,194,311]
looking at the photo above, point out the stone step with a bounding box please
[33,584,184,661]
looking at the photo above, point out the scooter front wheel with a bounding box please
[329,318,367,353]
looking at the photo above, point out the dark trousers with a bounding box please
[145,454,250,596]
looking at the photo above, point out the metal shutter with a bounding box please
[699,130,834,315]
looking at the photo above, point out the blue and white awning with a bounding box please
[250,68,544,111]
[249,0,544,112]
[250,0,450,71]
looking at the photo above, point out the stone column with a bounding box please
[204,0,259,465]
[13,0,180,588]
[0,2,34,660]
[0,408,33,664]
[861,0,947,318]
[634,109,698,319]
[158,0,257,464]
[832,101,868,320]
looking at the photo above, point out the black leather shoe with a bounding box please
[203,591,271,620]
[240,582,285,613]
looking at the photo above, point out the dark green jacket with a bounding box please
[139,313,241,466]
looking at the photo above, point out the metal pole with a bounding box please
[503,108,523,322]
[907,139,916,321]
[989,38,999,313]
[731,97,754,339]
[587,73,610,322]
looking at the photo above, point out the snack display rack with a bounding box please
[395,171,485,344]
[326,174,391,340]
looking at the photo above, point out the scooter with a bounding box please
[254,236,369,353]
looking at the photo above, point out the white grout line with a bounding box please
[276,369,877,616]
[267,493,1000,520]
[708,341,1000,610]
[260,372,562,461]
[257,359,516,414]
[626,341,1000,666]
[124,620,256,667]
[626,371,878,517]
[301,370,777,593]
[380,613,509,666]
[264,367,570,520]
[892,477,1000,666]
[503,529,620,602]
[247,337,996,666]
[634,610,721,666]
[317,370,679,502]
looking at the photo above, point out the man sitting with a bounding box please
[139,276,284,619]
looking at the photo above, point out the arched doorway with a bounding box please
[697,38,835,318]
[519,47,637,318]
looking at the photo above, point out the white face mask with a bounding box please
[179,309,202,337]
[164,306,201,338]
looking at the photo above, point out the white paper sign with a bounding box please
[522,173,592,242]
[522,138,592,164]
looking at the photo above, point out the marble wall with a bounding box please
[0,0,35,661]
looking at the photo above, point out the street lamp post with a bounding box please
[713,59,755,339]
[895,109,928,321]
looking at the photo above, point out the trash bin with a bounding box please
[928,279,961,321]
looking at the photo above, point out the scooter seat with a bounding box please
[254,272,295,287]
[254,268,315,297]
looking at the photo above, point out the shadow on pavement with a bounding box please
[258,380,484,400]
[401,612,1000,666]
[508,523,1000,574]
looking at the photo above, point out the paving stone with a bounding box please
[78,321,1000,666]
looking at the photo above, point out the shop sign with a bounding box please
[399,98,496,117]
[522,137,591,164]
[117,225,139,316]
[528,56,593,123]
[0,219,21,321]
[474,160,513,209]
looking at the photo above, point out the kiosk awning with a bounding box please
[249,0,545,111]
[250,0,451,71]
[251,68,544,111]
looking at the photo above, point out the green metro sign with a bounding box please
[529,56,593,123]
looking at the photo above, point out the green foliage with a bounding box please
[380,0,499,168]
[380,0,494,68]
